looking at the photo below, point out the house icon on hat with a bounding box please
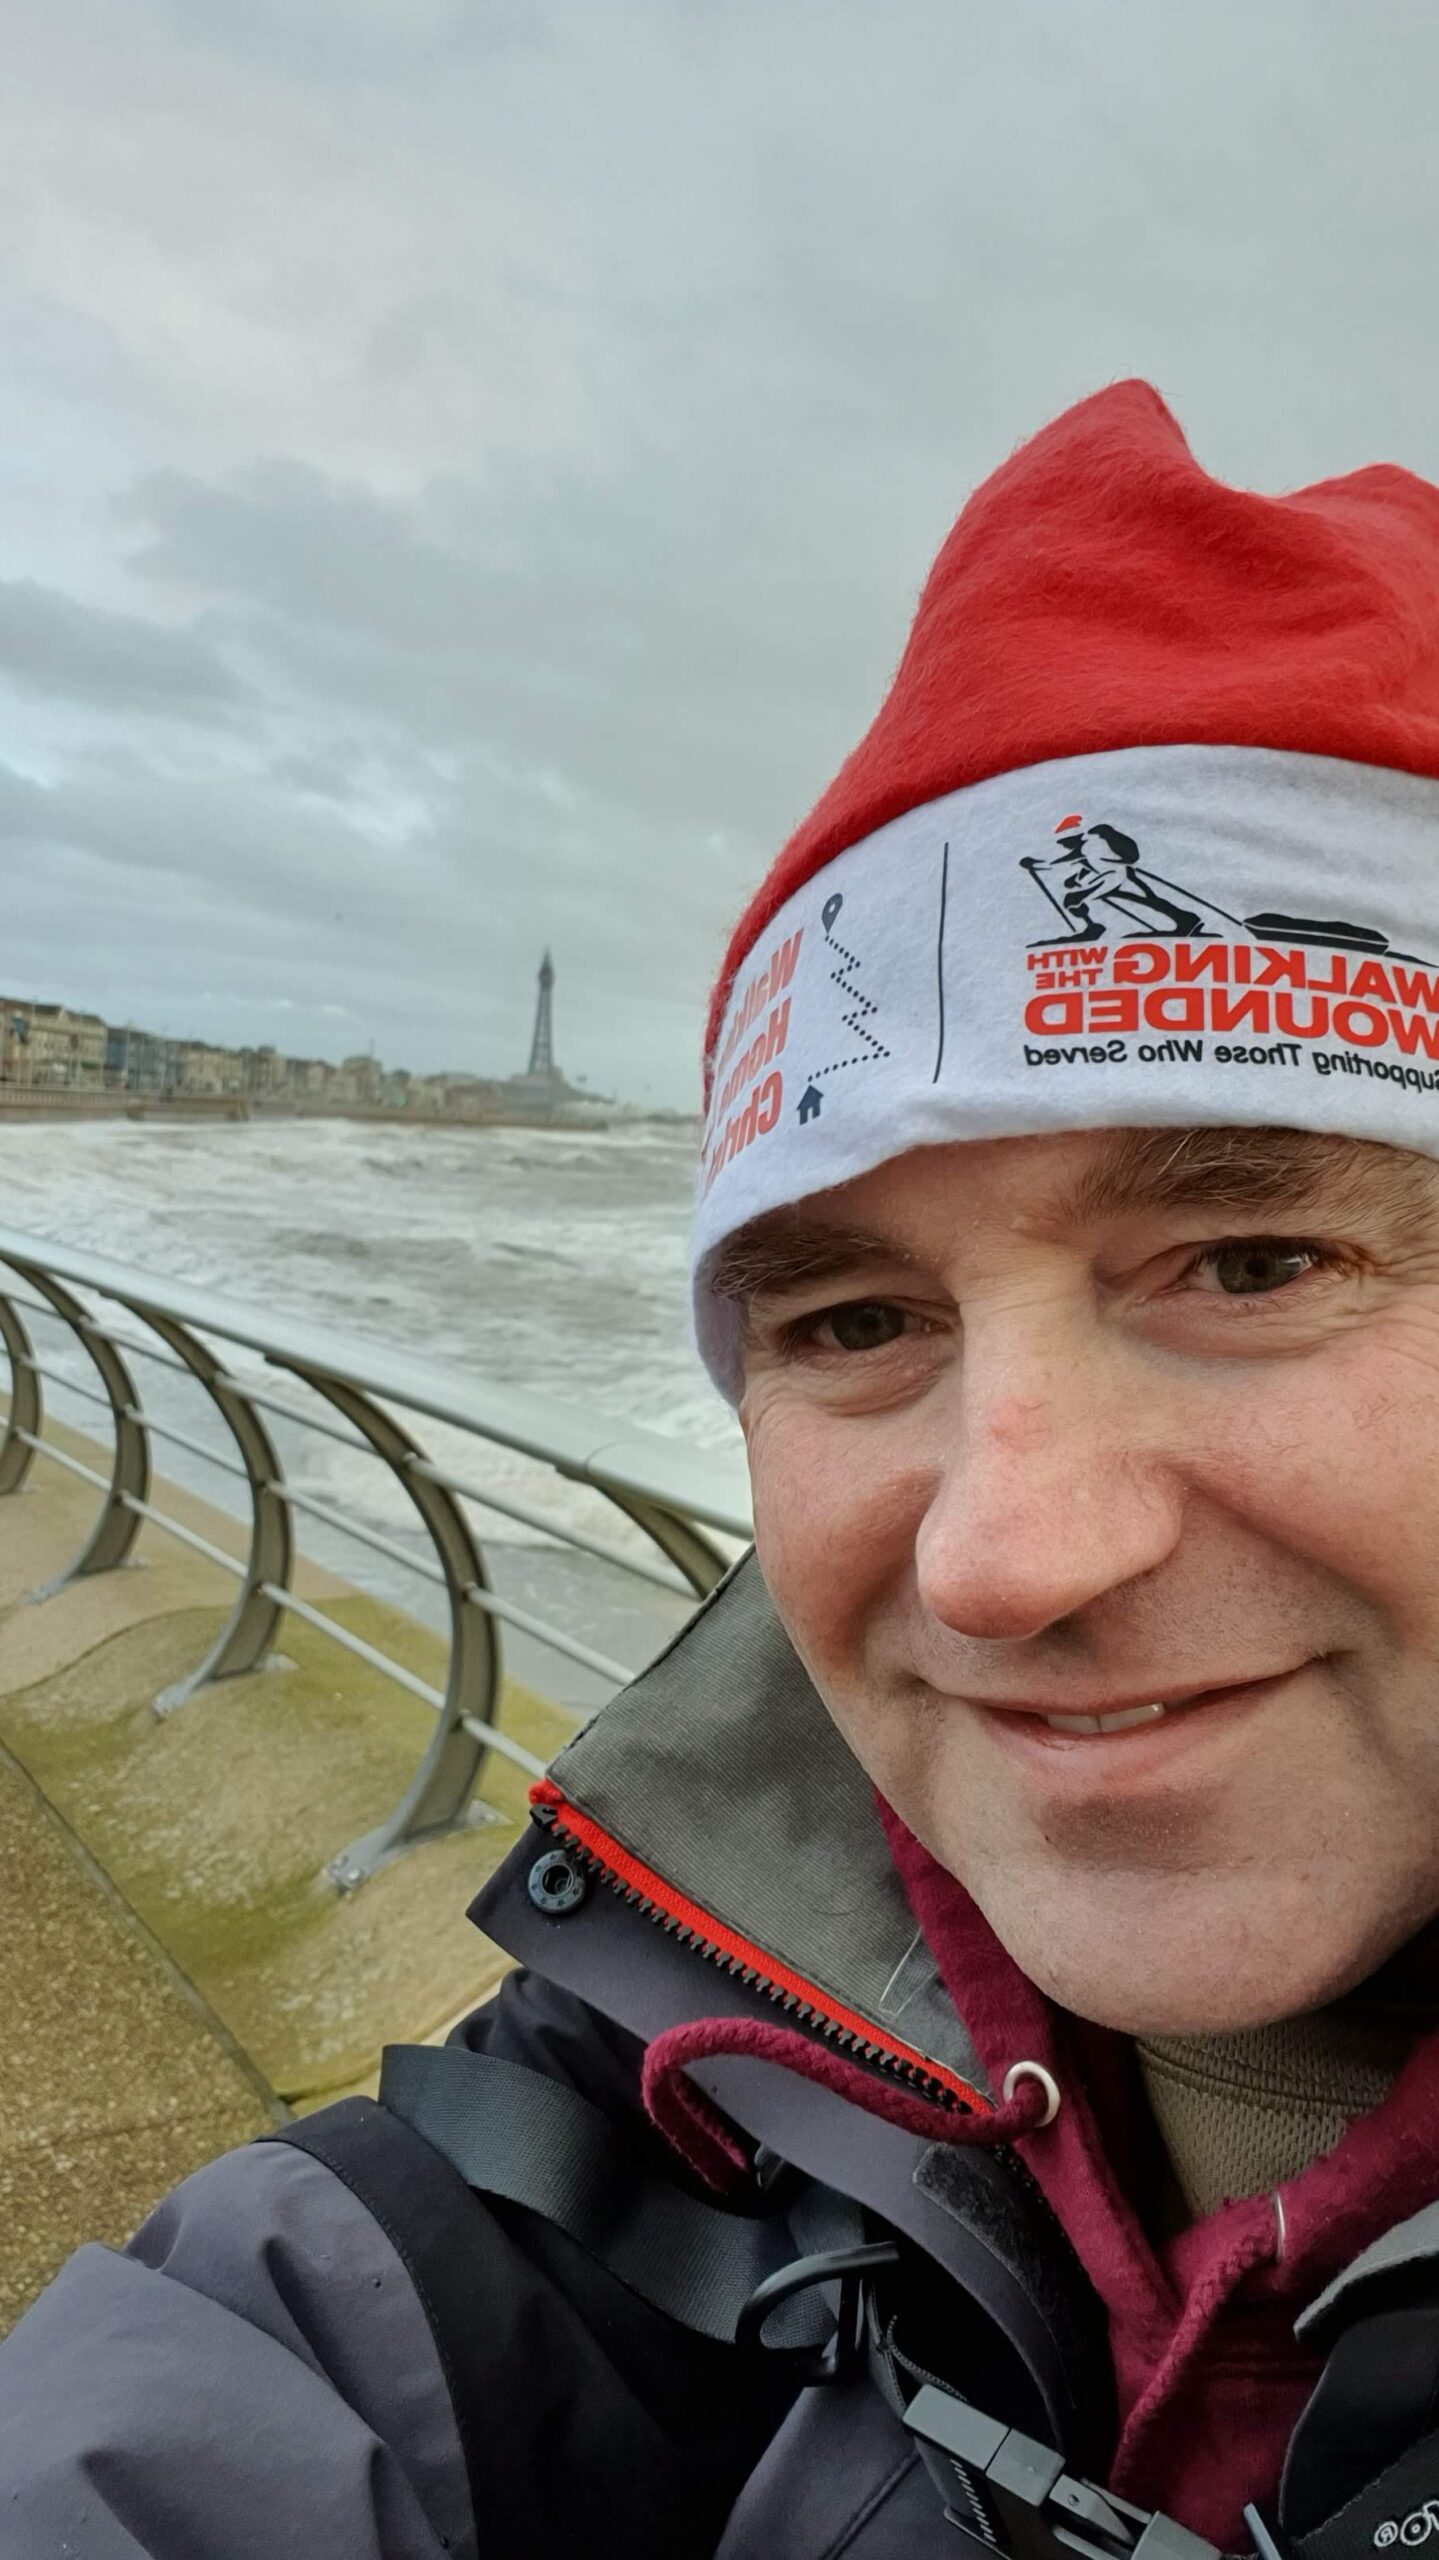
[797,1083,823,1125]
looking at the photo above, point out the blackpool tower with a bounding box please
[526,949,558,1083]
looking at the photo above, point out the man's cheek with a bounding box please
[746,1407,866,1641]
[756,1446,924,1713]
[1224,1372,1439,1628]
[748,1415,828,1583]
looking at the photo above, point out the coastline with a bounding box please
[0,1092,695,1134]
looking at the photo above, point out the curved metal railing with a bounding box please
[0,1225,750,1887]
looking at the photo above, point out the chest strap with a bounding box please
[378,2041,864,2351]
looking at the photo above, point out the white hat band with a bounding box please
[692,742,1439,1396]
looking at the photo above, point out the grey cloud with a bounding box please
[14,736,717,1100]
[265,747,366,800]
[0,578,246,716]
[0,737,714,1088]
[0,761,53,838]
[6,0,1439,1101]
[125,452,877,853]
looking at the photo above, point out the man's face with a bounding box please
[730,1126,1439,2035]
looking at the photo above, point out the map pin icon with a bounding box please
[822,891,843,931]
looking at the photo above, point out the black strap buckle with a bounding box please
[903,2384,1220,2560]
[736,2239,901,2384]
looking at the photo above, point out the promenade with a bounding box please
[0,1422,571,2328]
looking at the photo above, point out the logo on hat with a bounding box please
[1022,815,1411,960]
[1022,818,1210,945]
[1019,814,1439,1075]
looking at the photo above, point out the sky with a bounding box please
[3,1,1439,1105]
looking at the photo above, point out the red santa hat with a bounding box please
[692,380,1439,1395]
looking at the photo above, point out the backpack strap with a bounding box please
[266,2066,817,2560]
[266,2092,505,2550]
[375,2040,865,2349]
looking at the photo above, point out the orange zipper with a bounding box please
[530,1776,990,2116]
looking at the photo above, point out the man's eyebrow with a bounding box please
[706,1215,925,1304]
[1062,1125,1439,1229]
[706,1130,1439,1309]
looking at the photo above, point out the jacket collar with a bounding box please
[509,1549,989,2106]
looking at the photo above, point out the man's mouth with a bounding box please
[1040,1701,1169,1735]
[974,1667,1307,1738]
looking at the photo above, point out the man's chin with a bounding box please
[1031,1958,1330,2040]
[965,1865,1384,2040]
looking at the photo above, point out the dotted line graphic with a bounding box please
[808,928,891,1081]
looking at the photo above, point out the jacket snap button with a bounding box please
[527,1850,589,1915]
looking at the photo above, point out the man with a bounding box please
[9,380,1439,2560]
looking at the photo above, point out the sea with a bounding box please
[0,1116,743,1712]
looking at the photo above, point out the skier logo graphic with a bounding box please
[1022,818,1209,944]
[1021,813,1429,961]
[796,889,892,1126]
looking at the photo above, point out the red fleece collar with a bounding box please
[880,1802,1175,2351]
[880,1804,1439,2452]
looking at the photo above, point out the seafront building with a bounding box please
[1,1000,108,1091]
[0,953,595,1122]
[104,1024,181,1095]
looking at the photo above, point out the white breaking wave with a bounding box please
[0,1117,741,1578]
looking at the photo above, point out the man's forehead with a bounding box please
[707,1126,1435,1302]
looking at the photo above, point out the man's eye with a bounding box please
[1191,1239,1321,1297]
[802,1300,908,1353]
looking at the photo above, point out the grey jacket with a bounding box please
[0,1559,1142,2556]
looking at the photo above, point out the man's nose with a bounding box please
[913,1334,1184,1642]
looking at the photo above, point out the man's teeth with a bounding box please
[1042,1701,1170,1735]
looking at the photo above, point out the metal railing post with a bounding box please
[289,1371,502,1889]
[4,1261,151,1597]
[0,1294,41,1494]
[126,1305,295,1716]
[0,1224,755,1889]
[589,1481,732,1597]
